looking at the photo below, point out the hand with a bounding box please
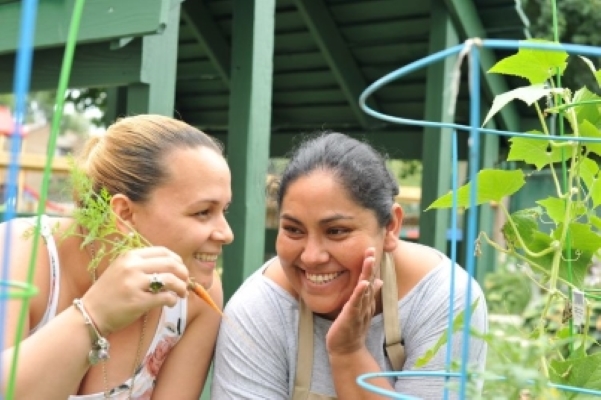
[325,247,384,356]
[82,246,190,335]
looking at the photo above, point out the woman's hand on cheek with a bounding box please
[325,247,383,356]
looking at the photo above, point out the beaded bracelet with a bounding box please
[73,298,110,365]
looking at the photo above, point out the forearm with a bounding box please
[329,347,395,400]
[3,306,94,399]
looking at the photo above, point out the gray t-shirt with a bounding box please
[211,256,487,399]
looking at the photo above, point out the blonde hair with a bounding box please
[76,114,222,203]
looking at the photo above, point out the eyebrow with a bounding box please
[280,213,354,225]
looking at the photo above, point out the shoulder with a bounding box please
[223,258,298,328]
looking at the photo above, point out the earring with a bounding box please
[128,231,134,238]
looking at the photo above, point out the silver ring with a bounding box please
[148,273,164,294]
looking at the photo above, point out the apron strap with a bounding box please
[292,299,314,400]
[382,252,406,371]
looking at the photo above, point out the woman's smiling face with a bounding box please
[276,169,388,319]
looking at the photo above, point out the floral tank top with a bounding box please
[28,216,188,399]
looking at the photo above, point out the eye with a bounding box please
[327,227,350,236]
[281,224,303,236]
[194,209,211,218]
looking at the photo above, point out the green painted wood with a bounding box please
[126,0,182,116]
[0,0,168,55]
[443,0,521,133]
[475,107,500,285]
[418,0,459,253]
[0,40,143,93]
[222,0,276,302]
[292,0,379,128]
[181,0,231,88]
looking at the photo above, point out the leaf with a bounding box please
[572,85,601,127]
[553,223,601,255]
[483,84,564,126]
[414,298,481,368]
[579,157,601,208]
[501,207,542,249]
[549,353,601,398]
[590,215,601,231]
[427,169,525,210]
[536,197,587,224]
[488,39,568,84]
[578,120,601,158]
[507,131,573,170]
[518,231,589,287]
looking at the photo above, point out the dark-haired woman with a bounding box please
[211,132,487,399]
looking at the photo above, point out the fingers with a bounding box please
[141,272,188,298]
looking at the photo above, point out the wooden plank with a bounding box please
[0,0,168,55]
[181,0,231,87]
[443,0,522,133]
[419,0,459,252]
[0,40,143,93]
[222,0,276,301]
[290,0,381,128]
[0,152,71,173]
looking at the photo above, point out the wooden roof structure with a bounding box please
[0,0,530,298]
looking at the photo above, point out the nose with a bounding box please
[300,235,328,266]
[212,214,234,244]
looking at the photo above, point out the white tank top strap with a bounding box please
[28,215,61,334]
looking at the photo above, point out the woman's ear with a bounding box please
[110,193,136,234]
[383,203,403,252]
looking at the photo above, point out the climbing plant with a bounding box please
[428,40,601,397]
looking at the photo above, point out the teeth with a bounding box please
[194,253,218,262]
[305,271,343,284]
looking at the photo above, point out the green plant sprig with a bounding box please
[66,159,152,270]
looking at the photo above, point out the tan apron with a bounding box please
[291,252,406,400]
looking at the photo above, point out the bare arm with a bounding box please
[1,220,92,399]
[152,271,223,400]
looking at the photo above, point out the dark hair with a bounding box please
[277,132,399,227]
[76,114,223,203]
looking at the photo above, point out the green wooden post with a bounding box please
[125,0,182,116]
[418,0,459,253]
[222,0,275,302]
[474,112,500,285]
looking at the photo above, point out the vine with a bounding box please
[428,40,601,396]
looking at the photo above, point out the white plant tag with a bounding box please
[572,290,586,326]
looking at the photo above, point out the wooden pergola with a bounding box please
[0,0,530,301]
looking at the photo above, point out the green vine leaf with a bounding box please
[488,39,568,84]
[578,120,601,157]
[572,69,601,126]
[553,223,601,256]
[483,85,565,127]
[579,157,601,208]
[501,207,542,250]
[525,231,589,287]
[536,197,587,225]
[507,131,572,170]
[426,169,525,210]
[549,352,601,398]
[590,215,601,231]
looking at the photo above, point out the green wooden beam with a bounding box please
[0,41,143,93]
[419,0,459,253]
[442,0,521,133]
[292,0,380,129]
[475,104,500,285]
[0,0,168,55]
[222,0,275,302]
[208,130,470,160]
[125,0,182,116]
[181,0,231,88]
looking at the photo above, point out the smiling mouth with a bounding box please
[305,271,344,284]
[194,253,218,262]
